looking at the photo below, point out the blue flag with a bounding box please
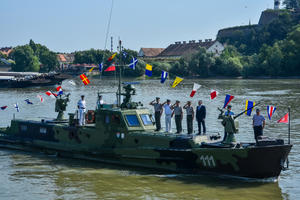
[245,100,255,116]
[14,103,19,112]
[122,51,128,59]
[223,94,234,108]
[161,71,168,83]
[24,99,33,104]
[128,57,138,70]
[99,63,103,72]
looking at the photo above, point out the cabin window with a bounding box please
[140,114,152,126]
[125,115,140,126]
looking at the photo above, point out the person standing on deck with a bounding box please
[77,95,86,126]
[223,105,234,141]
[172,100,183,134]
[162,99,173,133]
[183,101,194,134]
[196,100,206,135]
[149,97,163,131]
[253,108,266,143]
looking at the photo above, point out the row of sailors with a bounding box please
[149,97,208,135]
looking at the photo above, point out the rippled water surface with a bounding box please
[0,78,299,200]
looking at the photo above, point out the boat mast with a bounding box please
[117,39,122,107]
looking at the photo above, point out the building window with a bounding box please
[40,127,47,134]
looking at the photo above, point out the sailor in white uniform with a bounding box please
[77,95,86,126]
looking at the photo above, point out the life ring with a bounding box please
[85,110,95,124]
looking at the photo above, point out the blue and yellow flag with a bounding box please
[145,64,152,77]
[245,100,255,116]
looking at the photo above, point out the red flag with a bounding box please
[210,90,218,100]
[80,74,90,85]
[1,106,7,110]
[277,113,289,124]
[190,83,201,97]
[45,91,57,98]
[105,63,116,72]
[56,86,62,91]
[37,95,44,102]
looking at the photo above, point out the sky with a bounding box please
[0,0,277,53]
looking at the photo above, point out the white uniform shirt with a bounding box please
[78,99,86,111]
[164,104,172,115]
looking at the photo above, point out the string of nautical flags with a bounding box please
[1,52,287,123]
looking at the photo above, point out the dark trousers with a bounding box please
[223,131,227,142]
[155,112,161,131]
[187,115,193,134]
[254,126,263,141]
[197,119,206,135]
[175,115,182,133]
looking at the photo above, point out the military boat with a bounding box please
[0,82,292,179]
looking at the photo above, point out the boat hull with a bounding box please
[0,136,291,179]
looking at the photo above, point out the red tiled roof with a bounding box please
[140,48,165,57]
[0,47,13,56]
[158,40,215,57]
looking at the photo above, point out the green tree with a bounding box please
[283,0,300,9]
[189,47,215,77]
[11,45,40,72]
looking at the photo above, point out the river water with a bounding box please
[0,78,299,200]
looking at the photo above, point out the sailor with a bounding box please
[149,97,163,131]
[77,95,86,126]
[183,101,194,134]
[162,99,173,133]
[196,100,206,135]
[171,100,183,134]
[223,105,234,141]
[253,108,266,142]
[97,94,104,109]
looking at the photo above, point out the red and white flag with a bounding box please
[210,90,218,100]
[190,83,201,97]
[45,91,57,98]
[37,95,44,102]
[277,113,289,124]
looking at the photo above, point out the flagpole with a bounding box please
[288,106,291,145]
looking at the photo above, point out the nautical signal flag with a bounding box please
[210,90,218,100]
[278,113,289,124]
[223,94,234,108]
[245,100,255,116]
[80,74,90,85]
[161,71,168,83]
[37,95,44,103]
[190,83,201,97]
[56,86,63,96]
[1,106,7,110]
[172,77,183,88]
[99,63,103,72]
[145,64,152,77]
[129,57,138,70]
[89,66,95,73]
[104,63,116,72]
[267,105,276,120]
[24,99,33,105]
[46,91,57,98]
[14,103,19,112]
[108,53,117,61]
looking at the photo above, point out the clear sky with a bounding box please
[0,0,276,53]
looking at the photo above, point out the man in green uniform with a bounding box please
[183,101,194,134]
[172,100,183,134]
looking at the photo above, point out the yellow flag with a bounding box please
[172,77,183,88]
[89,67,95,73]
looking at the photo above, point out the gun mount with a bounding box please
[120,84,143,109]
[55,93,70,121]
